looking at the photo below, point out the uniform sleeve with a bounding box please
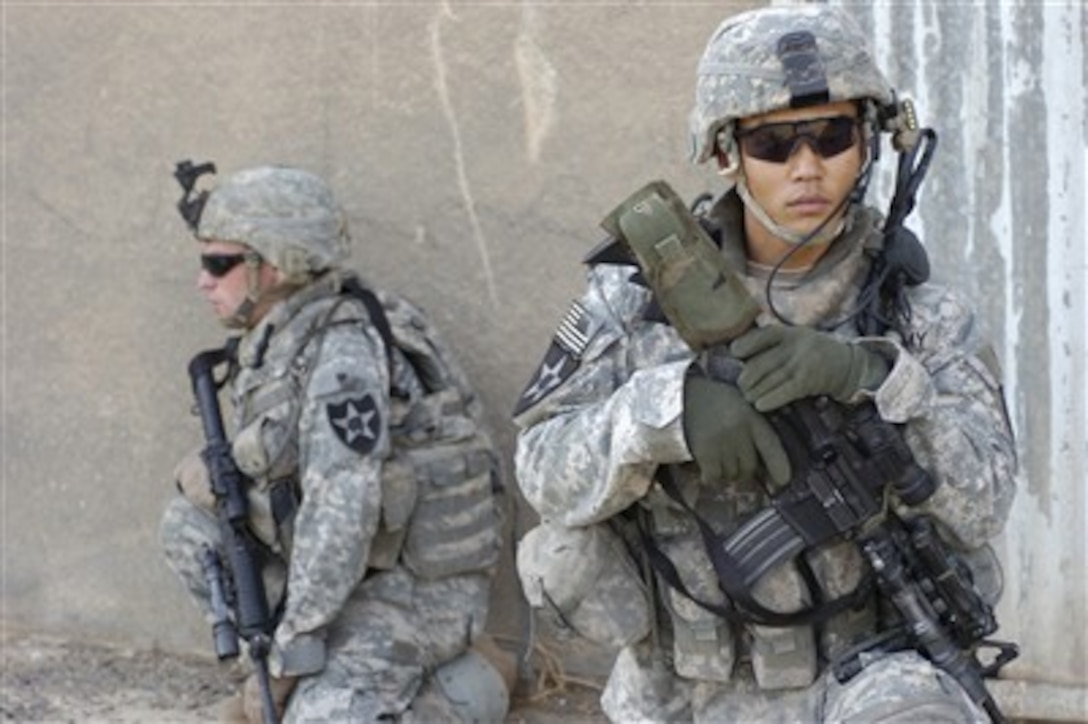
[856,285,1017,548]
[270,321,390,677]
[514,267,693,527]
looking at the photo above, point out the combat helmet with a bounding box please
[689,4,913,169]
[195,165,351,283]
[687,6,935,333]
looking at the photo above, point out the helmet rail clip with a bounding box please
[174,159,218,233]
[776,30,830,108]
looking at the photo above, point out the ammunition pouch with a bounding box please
[366,435,502,580]
[657,536,737,683]
[399,441,502,579]
[601,180,760,349]
[366,457,419,571]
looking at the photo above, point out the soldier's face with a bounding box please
[738,100,863,244]
[196,240,257,324]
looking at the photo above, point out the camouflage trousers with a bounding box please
[159,496,493,722]
[600,638,990,723]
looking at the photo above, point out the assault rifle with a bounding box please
[717,386,1017,723]
[859,515,1017,723]
[595,180,1017,722]
[189,345,278,724]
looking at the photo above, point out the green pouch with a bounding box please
[601,180,759,349]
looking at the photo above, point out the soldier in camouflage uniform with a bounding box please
[160,165,510,722]
[513,6,1016,722]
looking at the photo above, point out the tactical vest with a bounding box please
[584,185,887,690]
[229,277,503,583]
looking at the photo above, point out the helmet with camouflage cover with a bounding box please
[197,165,350,283]
[689,4,897,167]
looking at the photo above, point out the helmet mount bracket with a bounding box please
[777,31,830,108]
[174,160,218,234]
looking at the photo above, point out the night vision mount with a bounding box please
[880,93,924,154]
[174,159,217,233]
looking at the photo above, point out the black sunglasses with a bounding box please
[200,253,247,278]
[736,116,859,164]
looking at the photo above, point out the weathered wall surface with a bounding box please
[831,0,1087,708]
[2,0,746,654]
[3,0,1085,718]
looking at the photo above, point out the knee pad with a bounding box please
[517,521,651,648]
[173,448,216,512]
[431,648,510,723]
[823,651,989,723]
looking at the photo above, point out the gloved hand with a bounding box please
[242,672,297,723]
[730,325,890,412]
[682,374,791,486]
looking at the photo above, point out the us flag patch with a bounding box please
[512,301,592,418]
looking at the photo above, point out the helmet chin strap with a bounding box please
[222,300,256,329]
[222,261,312,330]
[221,252,264,329]
[734,176,842,247]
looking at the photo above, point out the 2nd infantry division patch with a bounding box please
[512,300,592,418]
[327,392,381,455]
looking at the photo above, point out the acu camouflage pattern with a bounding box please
[601,646,988,722]
[517,520,652,649]
[513,192,1016,722]
[197,166,350,280]
[689,4,894,163]
[161,269,503,721]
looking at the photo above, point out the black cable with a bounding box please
[763,127,938,336]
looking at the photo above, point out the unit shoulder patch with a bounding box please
[512,301,593,418]
[326,392,382,455]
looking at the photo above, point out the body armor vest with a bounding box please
[229,278,503,581]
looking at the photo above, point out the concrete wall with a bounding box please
[2,0,746,652]
[835,2,1087,716]
[3,0,1085,718]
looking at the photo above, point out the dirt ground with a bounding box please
[0,624,608,723]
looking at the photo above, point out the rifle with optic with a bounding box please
[189,345,278,724]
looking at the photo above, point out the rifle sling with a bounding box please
[639,465,871,628]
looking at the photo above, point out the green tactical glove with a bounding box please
[682,374,791,486]
[730,325,890,412]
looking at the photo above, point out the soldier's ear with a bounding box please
[264,263,289,287]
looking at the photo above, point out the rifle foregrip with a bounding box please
[225,529,273,638]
